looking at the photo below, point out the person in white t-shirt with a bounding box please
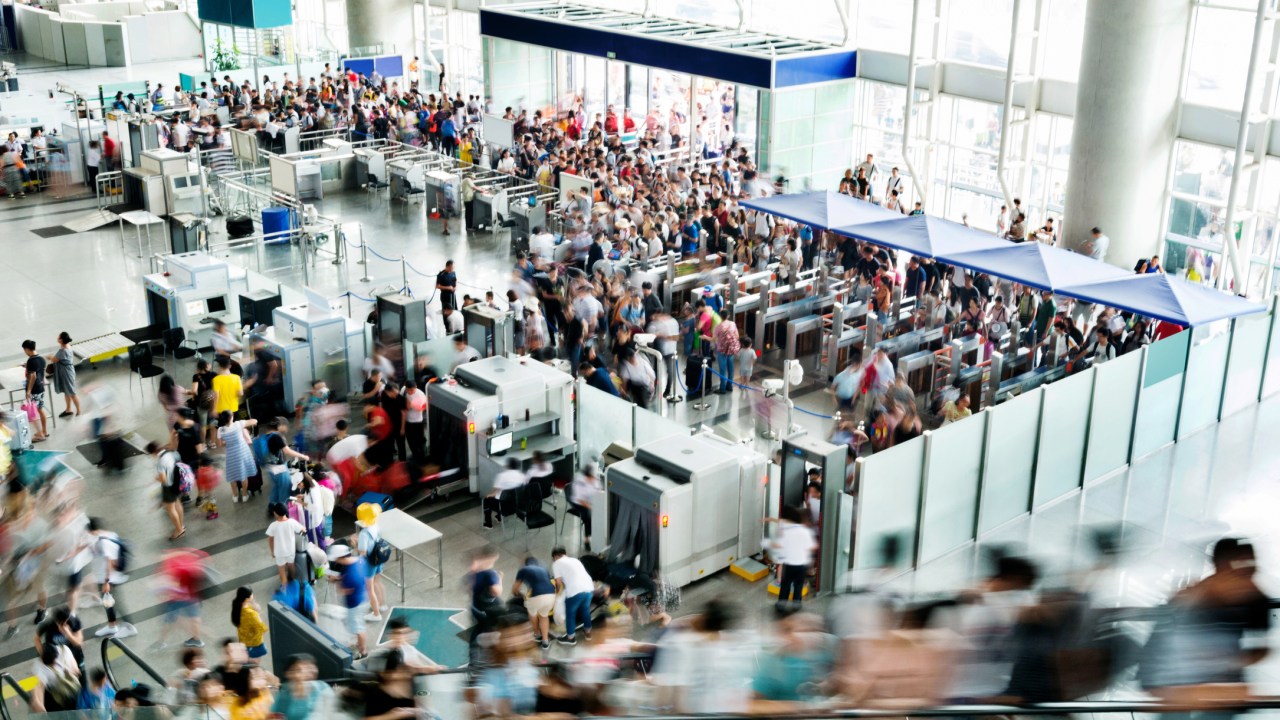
[551,547,594,645]
[483,458,527,529]
[88,517,136,638]
[765,506,817,610]
[265,503,305,588]
[403,380,427,463]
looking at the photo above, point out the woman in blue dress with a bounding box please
[216,411,257,503]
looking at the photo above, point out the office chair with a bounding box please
[127,343,164,395]
[160,327,200,371]
[366,173,389,204]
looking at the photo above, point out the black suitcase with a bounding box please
[227,214,254,239]
[684,353,712,396]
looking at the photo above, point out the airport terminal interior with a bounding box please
[3,0,1280,718]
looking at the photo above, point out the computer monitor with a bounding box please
[206,295,227,314]
[185,299,205,317]
[489,432,512,454]
[173,176,188,189]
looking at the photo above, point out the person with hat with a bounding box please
[326,543,369,658]
[354,503,389,622]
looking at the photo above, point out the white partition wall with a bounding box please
[1033,369,1095,507]
[978,390,1041,534]
[1083,350,1142,482]
[918,420,985,564]
[854,440,924,569]
[1132,331,1191,458]
[1222,314,1271,417]
[1177,322,1231,439]
[837,303,1280,575]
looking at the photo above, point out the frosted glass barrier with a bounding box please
[919,419,985,564]
[634,408,688,447]
[1033,369,1094,507]
[853,440,923,570]
[1083,350,1142,482]
[1262,304,1280,397]
[577,384,633,470]
[1177,323,1230,439]
[1221,313,1270,417]
[979,390,1040,534]
[1132,332,1190,458]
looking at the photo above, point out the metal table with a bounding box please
[118,209,164,258]
[374,509,444,603]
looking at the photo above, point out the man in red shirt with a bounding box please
[100,131,117,170]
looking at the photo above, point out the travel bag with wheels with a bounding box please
[226,215,254,239]
[683,354,712,397]
[3,411,31,452]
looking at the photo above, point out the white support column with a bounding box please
[1213,0,1274,294]
[1062,0,1191,265]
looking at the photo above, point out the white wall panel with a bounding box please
[979,390,1040,534]
[919,419,984,564]
[1083,350,1142,482]
[1034,369,1094,507]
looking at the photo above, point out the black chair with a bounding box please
[495,488,522,539]
[520,484,556,548]
[127,344,164,394]
[366,173,389,203]
[160,327,199,371]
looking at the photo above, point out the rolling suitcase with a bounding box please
[3,412,31,452]
[683,354,712,397]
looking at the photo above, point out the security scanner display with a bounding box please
[461,303,514,358]
[776,433,850,594]
[602,433,767,588]
[143,251,247,347]
[426,356,575,495]
[239,289,282,327]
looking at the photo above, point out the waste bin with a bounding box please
[261,207,293,245]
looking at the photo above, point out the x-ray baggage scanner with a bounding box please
[603,433,767,588]
[143,251,247,348]
[426,356,575,496]
[250,326,311,409]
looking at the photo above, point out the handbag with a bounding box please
[21,400,37,422]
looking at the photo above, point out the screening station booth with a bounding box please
[602,433,768,589]
[143,251,247,349]
[480,2,860,193]
[426,355,576,497]
[272,289,367,401]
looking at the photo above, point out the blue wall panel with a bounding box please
[480,9,774,88]
[774,51,857,88]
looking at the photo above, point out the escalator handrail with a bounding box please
[0,672,32,720]
[100,636,169,691]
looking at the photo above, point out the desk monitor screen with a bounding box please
[207,295,227,314]
[185,299,205,316]
[173,176,188,189]
[489,432,512,454]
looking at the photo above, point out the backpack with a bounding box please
[363,528,392,567]
[103,536,131,575]
[172,460,195,495]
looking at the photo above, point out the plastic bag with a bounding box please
[21,400,37,422]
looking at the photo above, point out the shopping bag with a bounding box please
[21,400,37,422]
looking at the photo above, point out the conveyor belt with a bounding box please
[70,332,135,364]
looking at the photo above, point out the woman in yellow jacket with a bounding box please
[232,587,268,659]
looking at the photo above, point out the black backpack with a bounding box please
[363,529,392,567]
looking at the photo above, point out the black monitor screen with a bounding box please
[207,296,227,314]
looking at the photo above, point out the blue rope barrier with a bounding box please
[365,246,401,263]
[404,260,433,277]
[344,290,376,302]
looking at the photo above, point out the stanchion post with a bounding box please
[358,237,372,283]
[401,255,408,292]
[692,357,712,411]
[345,293,352,318]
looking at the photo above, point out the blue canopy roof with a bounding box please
[940,242,1130,293]
[831,214,1008,259]
[1059,273,1265,327]
[739,191,901,229]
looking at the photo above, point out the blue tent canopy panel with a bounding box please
[831,214,1009,260]
[1059,273,1265,327]
[939,241,1130,293]
[739,191,900,230]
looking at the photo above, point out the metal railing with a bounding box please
[95,169,123,209]
[0,672,30,720]
[100,636,169,697]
